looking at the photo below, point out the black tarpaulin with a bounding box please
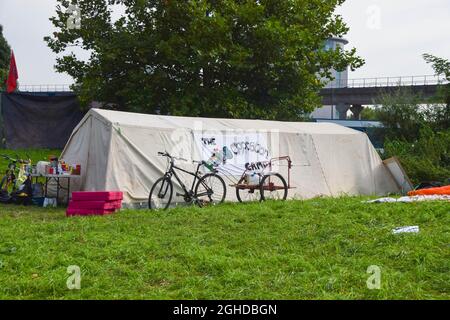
[0,92,84,149]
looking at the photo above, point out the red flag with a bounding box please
[6,51,18,93]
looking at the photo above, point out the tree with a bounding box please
[376,88,427,142]
[0,25,11,91]
[359,106,380,121]
[423,53,450,130]
[423,54,450,81]
[45,0,363,120]
[376,87,450,183]
[383,129,450,184]
[375,54,450,142]
[376,54,450,184]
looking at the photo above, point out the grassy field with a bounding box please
[0,197,448,300]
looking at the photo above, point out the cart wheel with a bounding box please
[236,185,262,202]
[260,173,288,201]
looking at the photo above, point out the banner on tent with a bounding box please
[193,130,276,176]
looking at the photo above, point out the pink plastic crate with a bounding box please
[71,191,123,202]
[68,200,122,210]
[66,208,116,216]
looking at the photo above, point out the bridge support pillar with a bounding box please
[335,103,350,120]
[350,104,364,120]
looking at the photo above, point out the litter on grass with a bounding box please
[365,195,450,203]
[392,226,420,234]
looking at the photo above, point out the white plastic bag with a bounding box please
[392,226,419,234]
[43,197,57,208]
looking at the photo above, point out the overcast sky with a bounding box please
[0,0,449,85]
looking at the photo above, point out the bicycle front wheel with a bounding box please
[0,175,12,193]
[148,176,173,210]
[194,173,226,207]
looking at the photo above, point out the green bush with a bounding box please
[384,128,450,184]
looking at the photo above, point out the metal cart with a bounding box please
[230,156,294,202]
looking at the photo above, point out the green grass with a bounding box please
[0,197,448,300]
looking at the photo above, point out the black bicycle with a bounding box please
[149,152,227,210]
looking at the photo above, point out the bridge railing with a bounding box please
[15,74,450,92]
[325,74,448,89]
[17,84,72,92]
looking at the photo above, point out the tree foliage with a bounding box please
[423,53,450,81]
[384,128,450,184]
[377,54,450,183]
[376,88,426,142]
[45,0,363,120]
[423,53,450,125]
[359,107,379,121]
[377,88,450,183]
[374,54,450,142]
[0,25,12,91]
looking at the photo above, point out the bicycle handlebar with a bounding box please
[157,151,218,172]
[157,152,187,162]
[0,154,31,164]
[1,154,14,161]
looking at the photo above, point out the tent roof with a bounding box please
[84,108,361,135]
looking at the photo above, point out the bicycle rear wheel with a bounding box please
[194,173,226,206]
[148,176,173,210]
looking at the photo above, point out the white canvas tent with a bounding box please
[61,108,399,206]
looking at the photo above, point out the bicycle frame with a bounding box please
[1,160,17,191]
[164,159,204,197]
[1,154,32,192]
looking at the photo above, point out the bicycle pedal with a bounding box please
[175,192,184,197]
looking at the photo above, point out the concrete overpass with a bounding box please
[318,75,448,119]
